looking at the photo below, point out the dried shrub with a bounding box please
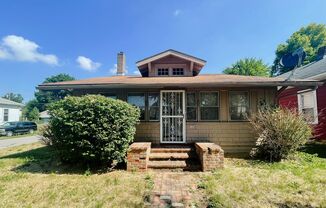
[249,108,312,162]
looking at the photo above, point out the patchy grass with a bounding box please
[0,143,153,208]
[201,147,326,208]
[0,133,38,140]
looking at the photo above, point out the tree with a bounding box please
[23,99,39,120]
[43,73,75,83]
[2,93,24,103]
[35,73,75,111]
[272,23,326,76]
[223,58,270,76]
[28,107,40,122]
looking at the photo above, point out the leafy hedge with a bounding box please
[43,95,140,166]
[249,108,312,162]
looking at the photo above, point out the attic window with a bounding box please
[158,68,169,76]
[173,68,184,75]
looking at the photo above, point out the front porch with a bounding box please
[127,142,224,172]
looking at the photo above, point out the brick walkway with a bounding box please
[148,172,207,208]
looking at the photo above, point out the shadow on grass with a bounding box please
[300,142,326,158]
[0,146,126,174]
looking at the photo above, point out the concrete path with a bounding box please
[0,135,42,149]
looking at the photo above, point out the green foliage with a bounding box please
[28,107,40,122]
[223,58,270,76]
[43,73,75,83]
[272,23,326,76]
[249,108,312,162]
[2,92,23,103]
[23,99,39,121]
[43,95,140,167]
[35,73,75,111]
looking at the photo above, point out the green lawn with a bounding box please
[0,143,153,208]
[1,142,325,208]
[200,145,326,208]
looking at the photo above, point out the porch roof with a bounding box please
[37,74,322,90]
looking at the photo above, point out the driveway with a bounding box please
[0,135,42,149]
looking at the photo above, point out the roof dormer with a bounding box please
[136,49,206,77]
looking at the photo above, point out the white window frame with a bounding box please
[297,89,318,124]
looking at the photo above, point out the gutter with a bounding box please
[37,80,323,91]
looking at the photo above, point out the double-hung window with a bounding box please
[172,68,184,75]
[229,91,249,120]
[3,109,9,122]
[200,92,219,120]
[127,93,145,120]
[148,93,160,121]
[157,68,169,76]
[106,94,117,99]
[186,92,197,121]
[298,90,318,124]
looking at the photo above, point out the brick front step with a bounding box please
[149,152,196,160]
[151,147,193,153]
[147,160,201,170]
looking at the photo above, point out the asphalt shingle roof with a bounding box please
[0,98,24,107]
[277,58,326,80]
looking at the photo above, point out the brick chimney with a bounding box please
[117,52,126,76]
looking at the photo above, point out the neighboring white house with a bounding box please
[0,98,24,124]
[39,110,51,123]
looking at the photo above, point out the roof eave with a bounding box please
[38,80,322,91]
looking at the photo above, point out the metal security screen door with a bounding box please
[160,90,186,143]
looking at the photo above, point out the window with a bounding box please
[3,109,9,122]
[172,68,184,75]
[229,91,249,120]
[186,93,197,121]
[200,92,219,120]
[127,93,145,120]
[107,94,117,99]
[157,68,169,76]
[298,90,318,124]
[148,93,160,121]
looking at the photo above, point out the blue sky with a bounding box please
[0,0,325,102]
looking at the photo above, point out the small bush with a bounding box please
[43,95,140,167]
[249,108,312,162]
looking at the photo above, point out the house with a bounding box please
[38,49,320,171]
[39,110,51,123]
[0,97,24,124]
[277,46,326,141]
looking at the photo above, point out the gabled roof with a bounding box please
[0,98,24,107]
[136,49,206,67]
[38,74,321,90]
[277,58,326,80]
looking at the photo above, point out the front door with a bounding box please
[160,90,186,143]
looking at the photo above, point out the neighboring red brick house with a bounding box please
[278,48,326,140]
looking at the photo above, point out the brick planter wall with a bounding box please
[195,143,224,171]
[127,142,151,171]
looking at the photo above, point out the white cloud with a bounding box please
[0,35,58,65]
[109,64,128,75]
[173,9,181,16]
[133,70,141,75]
[76,56,101,71]
[109,64,118,74]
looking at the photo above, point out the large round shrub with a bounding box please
[43,95,140,166]
[249,108,312,162]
